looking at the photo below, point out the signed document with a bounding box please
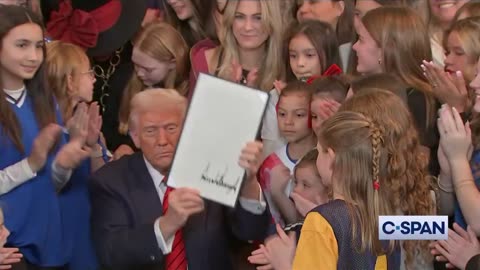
[167,73,269,207]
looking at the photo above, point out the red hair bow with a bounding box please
[47,0,122,49]
[306,64,343,84]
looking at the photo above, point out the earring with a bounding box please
[378,58,382,65]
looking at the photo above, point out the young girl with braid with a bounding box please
[249,89,434,270]
[293,91,434,270]
[293,111,403,269]
[340,88,435,269]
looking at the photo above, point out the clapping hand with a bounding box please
[437,105,472,162]
[230,60,258,87]
[66,102,88,141]
[248,224,296,270]
[422,61,469,112]
[274,80,287,94]
[0,247,22,270]
[27,124,62,172]
[430,223,480,269]
[86,102,102,147]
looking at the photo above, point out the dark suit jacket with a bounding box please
[89,152,270,270]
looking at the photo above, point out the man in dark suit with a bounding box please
[89,89,270,270]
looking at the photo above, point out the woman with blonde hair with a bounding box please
[353,6,440,175]
[114,22,189,158]
[423,0,469,66]
[191,0,285,93]
[423,16,480,113]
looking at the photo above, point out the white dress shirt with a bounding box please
[143,157,266,254]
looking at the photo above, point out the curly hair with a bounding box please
[339,88,434,268]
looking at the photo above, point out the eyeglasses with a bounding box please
[80,69,95,79]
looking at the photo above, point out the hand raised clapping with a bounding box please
[422,61,469,112]
[437,105,473,162]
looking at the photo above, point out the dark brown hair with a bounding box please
[294,148,319,175]
[362,6,436,127]
[285,20,341,81]
[163,0,217,47]
[0,5,56,153]
[335,0,356,44]
[309,75,349,103]
[295,0,356,44]
[351,73,408,103]
[279,80,313,99]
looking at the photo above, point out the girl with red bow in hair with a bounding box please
[262,20,343,159]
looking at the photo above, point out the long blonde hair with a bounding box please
[119,22,189,135]
[215,0,285,91]
[45,40,89,121]
[340,88,434,268]
[319,111,393,256]
[362,6,435,125]
[444,17,480,82]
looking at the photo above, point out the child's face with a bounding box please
[0,23,44,87]
[72,58,95,103]
[310,95,340,135]
[277,93,312,143]
[132,47,175,87]
[0,210,9,248]
[469,57,480,112]
[444,31,476,82]
[293,165,328,204]
[289,33,322,80]
[316,142,334,188]
[352,17,383,75]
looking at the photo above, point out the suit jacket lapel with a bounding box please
[128,153,164,221]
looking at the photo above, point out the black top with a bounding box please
[92,42,136,151]
[466,254,480,270]
[406,88,440,176]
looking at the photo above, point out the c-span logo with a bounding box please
[379,216,448,240]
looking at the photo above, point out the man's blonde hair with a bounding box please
[128,89,187,132]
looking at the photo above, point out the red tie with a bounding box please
[162,178,188,270]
